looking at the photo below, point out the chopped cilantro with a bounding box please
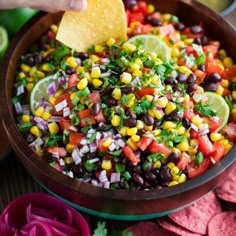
[196,152,204,166]
[194,103,218,117]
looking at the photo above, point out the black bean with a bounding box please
[201,35,209,46]
[103,84,113,94]
[123,0,137,9]
[172,84,179,92]
[121,86,134,94]
[153,120,162,129]
[70,164,84,176]
[193,37,202,45]
[87,153,96,159]
[190,25,203,34]
[27,56,35,66]
[182,117,191,129]
[160,166,172,182]
[202,82,217,91]
[137,129,146,136]
[144,14,152,23]
[143,181,152,189]
[44,54,53,62]
[161,181,169,188]
[133,173,144,186]
[168,152,180,164]
[39,41,48,50]
[123,118,137,127]
[149,18,163,26]
[91,103,100,116]
[35,53,43,64]
[176,73,188,83]
[143,114,154,126]
[77,52,89,60]
[168,110,182,121]
[175,22,186,31]
[187,83,198,92]
[126,110,136,119]
[205,72,222,83]
[187,73,196,83]
[165,77,177,85]
[65,67,76,75]
[103,97,117,106]
[133,165,143,174]
[198,64,206,72]
[145,171,157,183]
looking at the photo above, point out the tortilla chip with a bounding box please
[168,191,222,235]
[56,0,127,52]
[208,212,236,236]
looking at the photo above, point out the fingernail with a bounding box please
[70,0,87,11]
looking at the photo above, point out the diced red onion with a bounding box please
[52,151,60,159]
[191,123,198,131]
[69,125,78,132]
[14,102,23,115]
[131,76,141,86]
[100,58,110,65]
[58,76,66,86]
[91,179,98,186]
[55,99,67,112]
[108,142,116,151]
[103,181,110,189]
[199,128,210,136]
[16,85,25,96]
[116,139,125,148]
[95,132,102,140]
[48,116,63,122]
[59,158,65,167]
[212,116,219,122]
[80,138,88,145]
[47,81,57,96]
[29,138,43,148]
[21,105,30,114]
[110,173,120,183]
[89,141,98,153]
[80,145,90,154]
[67,171,74,178]
[113,133,122,140]
[87,158,100,164]
[72,148,82,164]
[101,71,111,78]
[99,170,108,182]
[134,150,141,158]
[63,107,71,117]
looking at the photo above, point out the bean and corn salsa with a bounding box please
[13,0,236,190]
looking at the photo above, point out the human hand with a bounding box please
[0,0,87,12]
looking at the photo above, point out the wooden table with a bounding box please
[1,5,236,234]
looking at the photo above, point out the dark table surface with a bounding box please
[1,5,236,234]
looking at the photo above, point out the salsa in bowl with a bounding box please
[0,0,236,219]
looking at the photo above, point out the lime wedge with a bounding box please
[205,91,230,132]
[0,26,9,60]
[30,74,59,114]
[127,34,171,62]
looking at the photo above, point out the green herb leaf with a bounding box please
[196,152,204,166]
[93,221,108,236]
[109,149,123,156]
[194,103,218,117]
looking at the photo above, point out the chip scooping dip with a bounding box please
[56,0,127,52]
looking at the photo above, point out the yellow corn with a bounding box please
[66,57,78,68]
[170,166,180,176]
[64,157,74,165]
[221,79,229,88]
[216,85,224,96]
[178,173,187,183]
[119,126,128,136]
[218,49,226,59]
[176,141,189,152]
[210,132,223,142]
[191,115,203,127]
[42,112,51,121]
[153,129,161,136]
[103,137,113,148]
[165,102,176,115]
[66,144,75,153]
[130,62,140,71]
[225,142,233,154]
[35,106,44,117]
[132,69,143,78]
[148,109,155,118]
[77,77,88,90]
[151,75,161,86]
[163,121,176,130]
[55,89,64,98]
[48,122,59,134]
[18,72,26,79]
[223,57,234,69]
[189,139,198,155]
[136,120,145,129]
[153,160,161,169]
[21,64,31,73]
[91,67,101,79]
[111,115,121,127]
[167,162,175,169]
[232,91,236,100]
[178,66,191,76]
[177,126,186,135]
[165,84,173,93]
[106,37,116,47]
[50,24,58,33]
[134,58,143,67]
[126,138,139,151]
[101,159,112,170]
[147,4,155,13]
[143,95,153,103]
[232,108,236,115]
[127,127,138,136]
[76,66,85,74]
[169,181,178,187]
[184,38,194,45]
[22,114,30,123]
[153,109,164,120]
[70,92,79,101]
[122,42,136,53]
[144,124,153,131]
[171,47,180,57]
[157,96,168,108]
[30,126,42,137]
[92,79,103,88]
[131,135,140,142]
[120,72,132,84]
[90,55,100,63]
[112,88,122,100]
[49,96,56,105]
[94,45,104,53]
[41,63,54,72]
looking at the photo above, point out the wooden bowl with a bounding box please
[1,0,236,220]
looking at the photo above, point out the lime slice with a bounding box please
[30,74,59,114]
[127,34,171,62]
[0,26,9,60]
[205,91,230,132]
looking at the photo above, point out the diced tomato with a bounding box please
[53,161,63,172]
[127,12,144,25]
[222,122,236,142]
[194,69,206,85]
[206,63,224,75]
[197,135,215,156]
[149,142,172,157]
[150,12,161,20]
[203,43,219,57]
[221,65,236,80]
[47,30,56,41]
[230,112,236,123]
[222,88,231,96]
[136,87,155,98]
[159,24,176,37]
[176,152,191,171]
[89,91,101,104]
[94,110,106,123]
[183,100,195,121]
[137,136,153,151]
[187,157,210,179]
[48,147,67,157]
[190,129,199,139]
[132,1,148,15]
[78,109,96,127]
[185,46,198,58]
[140,24,153,34]
[69,132,85,146]
[183,27,204,39]
[210,142,226,164]
[207,118,220,132]
[59,118,73,132]
[67,74,78,89]
[123,145,141,164]
[97,137,109,152]
[55,93,73,110]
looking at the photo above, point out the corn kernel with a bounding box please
[132,69,143,77]
[66,57,78,68]
[148,109,155,117]
[169,181,178,186]
[21,64,31,73]
[131,135,140,142]
[127,127,138,136]
[18,72,26,79]
[92,79,103,88]
[122,42,136,52]
[184,38,194,45]
[189,139,198,155]
[64,157,74,165]
[76,66,85,74]
[232,108,236,115]
[177,141,189,152]
[151,75,161,85]
[126,138,139,151]
[178,173,187,183]
[171,47,180,57]
[153,129,161,136]
[55,89,64,98]
[170,166,180,176]
[232,91,236,100]
[157,96,168,108]
[91,67,101,79]
[111,115,121,127]
[153,160,161,169]
[225,142,233,154]
[49,96,56,105]
[219,49,226,59]
[223,57,234,69]
[144,124,153,131]
[163,121,176,130]
[221,79,229,88]
[136,120,145,129]
[22,114,30,123]
[77,77,88,90]
[48,122,59,134]
[147,4,155,13]
[50,24,58,33]
[41,63,54,72]
[191,115,203,127]
[66,144,75,153]
[210,132,223,142]
[216,85,224,96]
[134,58,143,67]
[35,106,44,117]
[178,66,191,76]
[94,45,103,53]
[173,175,180,181]
[103,137,113,148]
[119,126,128,136]
[70,92,79,101]
[165,85,173,93]
[153,109,164,119]
[90,55,99,63]
[130,62,140,71]
[177,126,186,135]
[167,162,175,169]
[106,37,116,47]
[42,112,51,121]
[165,102,176,115]
[30,126,42,137]
[101,159,112,170]
[143,95,153,103]
[112,88,122,100]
